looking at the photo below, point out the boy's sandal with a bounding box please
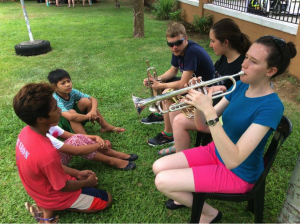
[25,202,59,223]
[38,215,59,223]
[157,146,176,157]
[112,127,125,134]
[25,202,43,222]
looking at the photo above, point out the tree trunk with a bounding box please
[278,152,300,223]
[133,0,144,38]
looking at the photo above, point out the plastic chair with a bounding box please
[195,132,212,147]
[190,115,292,223]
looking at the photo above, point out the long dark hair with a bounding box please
[211,18,251,55]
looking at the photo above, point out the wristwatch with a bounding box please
[206,117,219,126]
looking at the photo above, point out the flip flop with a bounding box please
[25,202,43,222]
[25,202,59,223]
[157,146,176,157]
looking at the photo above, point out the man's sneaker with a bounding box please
[147,132,174,146]
[140,113,164,125]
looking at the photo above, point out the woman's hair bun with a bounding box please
[287,42,297,58]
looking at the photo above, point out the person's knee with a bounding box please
[152,159,165,175]
[105,193,112,209]
[173,113,186,129]
[155,172,168,192]
[77,98,92,108]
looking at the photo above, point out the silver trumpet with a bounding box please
[132,71,244,115]
[146,60,162,113]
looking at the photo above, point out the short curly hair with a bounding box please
[13,82,54,126]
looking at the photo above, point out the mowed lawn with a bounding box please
[0,0,299,223]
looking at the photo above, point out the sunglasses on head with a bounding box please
[167,36,185,47]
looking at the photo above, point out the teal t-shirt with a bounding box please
[215,81,284,183]
[53,89,90,112]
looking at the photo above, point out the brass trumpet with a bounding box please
[166,77,207,119]
[132,71,244,115]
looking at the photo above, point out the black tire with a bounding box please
[15,40,51,56]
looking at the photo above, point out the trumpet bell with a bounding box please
[132,94,146,115]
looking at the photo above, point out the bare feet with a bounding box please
[100,125,125,134]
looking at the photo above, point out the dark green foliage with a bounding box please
[152,0,182,20]
[169,8,183,21]
[192,13,213,34]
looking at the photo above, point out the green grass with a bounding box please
[0,0,299,223]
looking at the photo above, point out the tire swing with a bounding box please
[15,0,51,56]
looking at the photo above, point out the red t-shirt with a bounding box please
[16,126,81,210]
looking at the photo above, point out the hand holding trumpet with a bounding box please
[143,75,162,90]
[184,85,227,112]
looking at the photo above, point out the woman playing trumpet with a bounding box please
[153,35,296,223]
[158,18,251,156]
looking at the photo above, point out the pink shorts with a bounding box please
[183,142,254,194]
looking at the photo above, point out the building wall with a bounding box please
[204,10,297,43]
[179,2,203,23]
[178,2,300,78]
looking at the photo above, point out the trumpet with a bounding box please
[132,71,244,115]
[146,60,162,113]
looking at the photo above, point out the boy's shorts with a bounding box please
[58,103,88,133]
[69,188,109,211]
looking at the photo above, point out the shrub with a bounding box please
[192,14,213,34]
[152,0,181,20]
[169,9,183,21]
